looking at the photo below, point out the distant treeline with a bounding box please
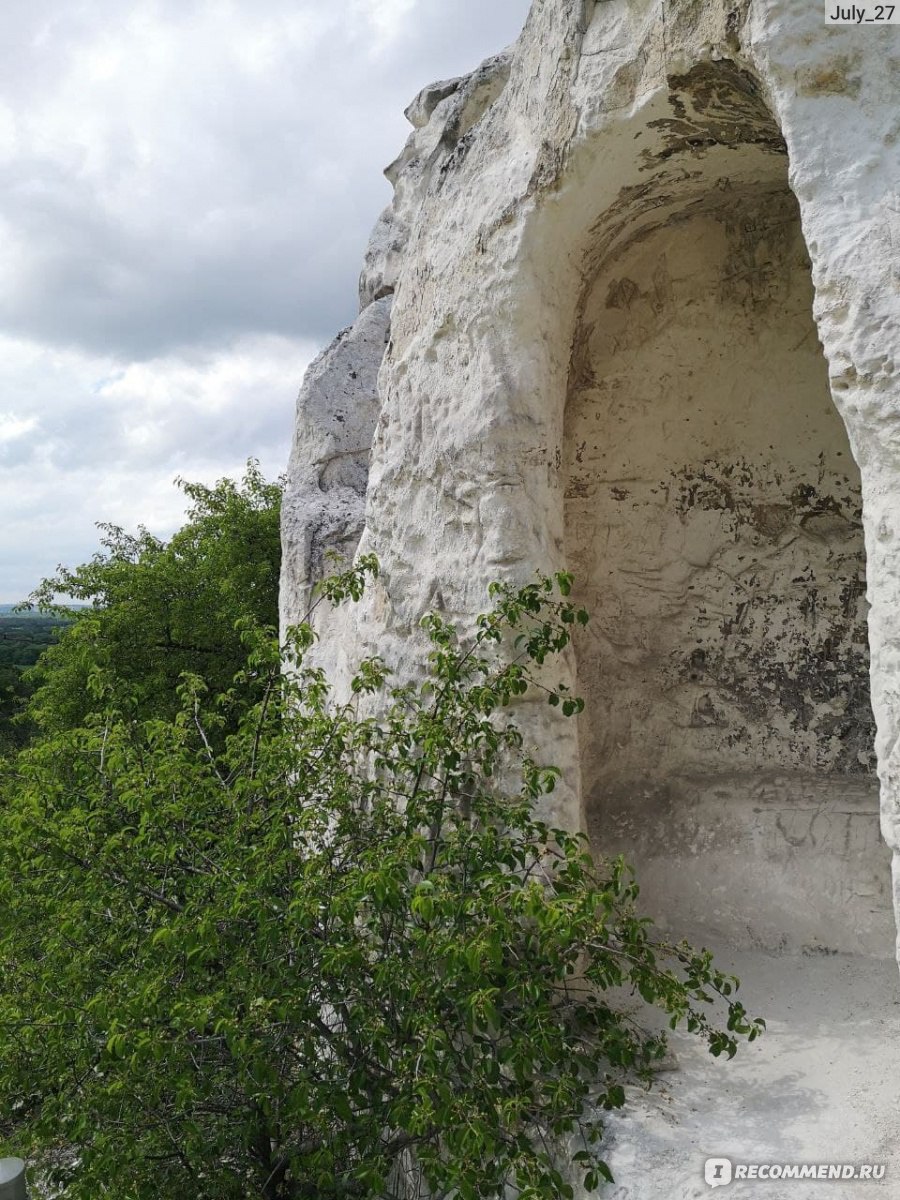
[0,612,70,750]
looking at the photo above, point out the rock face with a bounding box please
[283,0,900,963]
[568,187,890,955]
[280,295,391,633]
[282,0,900,1189]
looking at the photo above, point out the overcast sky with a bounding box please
[0,0,532,600]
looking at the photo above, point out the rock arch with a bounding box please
[283,1,900,963]
[557,65,891,954]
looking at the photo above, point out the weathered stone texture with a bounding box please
[279,295,391,635]
[567,192,891,954]
[282,0,900,1191]
[282,0,900,957]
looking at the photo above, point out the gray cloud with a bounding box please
[0,0,533,599]
[0,0,531,360]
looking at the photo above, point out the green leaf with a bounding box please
[0,559,764,1200]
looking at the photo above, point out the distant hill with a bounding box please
[0,604,86,618]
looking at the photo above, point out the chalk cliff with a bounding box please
[283,3,900,1191]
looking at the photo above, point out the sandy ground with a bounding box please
[596,949,900,1200]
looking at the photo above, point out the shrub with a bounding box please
[0,558,762,1199]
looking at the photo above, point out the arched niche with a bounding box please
[561,64,893,956]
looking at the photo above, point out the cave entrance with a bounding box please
[563,72,893,956]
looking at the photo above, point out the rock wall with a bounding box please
[282,0,900,960]
[567,189,890,953]
[280,296,391,632]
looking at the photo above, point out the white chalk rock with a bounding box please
[283,0,900,1190]
[279,295,391,635]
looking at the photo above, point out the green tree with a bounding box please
[0,559,762,1200]
[24,460,281,735]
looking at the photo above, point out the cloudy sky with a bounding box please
[0,0,531,600]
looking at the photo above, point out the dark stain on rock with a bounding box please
[751,502,793,539]
[797,56,862,99]
[666,457,874,774]
[645,62,786,166]
[605,277,641,309]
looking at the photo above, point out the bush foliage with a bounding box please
[0,474,762,1199]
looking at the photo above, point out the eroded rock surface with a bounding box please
[282,0,900,1191]
[279,295,391,632]
[282,0,900,961]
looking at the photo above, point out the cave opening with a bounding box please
[562,69,893,956]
